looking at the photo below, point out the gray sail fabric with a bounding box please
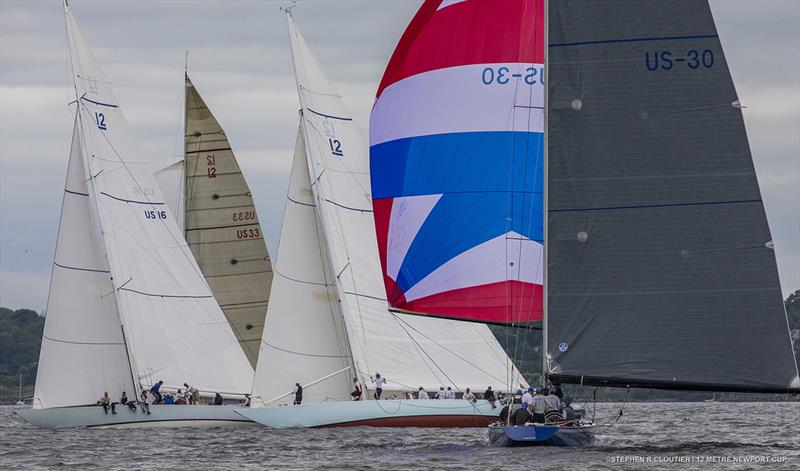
[546,0,799,392]
[184,76,273,367]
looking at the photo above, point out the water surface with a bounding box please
[2,402,798,470]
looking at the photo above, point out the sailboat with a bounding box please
[370,0,799,447]
[236,11,525,429]
[15,1,255,429]
[154,74,274,368]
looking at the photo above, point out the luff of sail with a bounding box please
[370,0,545,325]
[265,13,525,397]
[183,76,273,367]
[63,4,253,395]
[32,114,134,409]
[546,0,800,393]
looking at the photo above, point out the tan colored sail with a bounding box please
[183,75,273,367]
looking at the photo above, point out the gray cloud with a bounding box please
[1,0,797,310]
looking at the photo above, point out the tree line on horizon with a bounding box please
[2,290,799,402]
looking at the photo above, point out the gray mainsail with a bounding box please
[546,0,799,393]
[184,75,273,367]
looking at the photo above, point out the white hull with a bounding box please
[237,399,501,428]
[15,405,254,429]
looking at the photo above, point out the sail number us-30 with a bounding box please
[645,49,714,71]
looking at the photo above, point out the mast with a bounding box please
[63,0,141,396]
[541,0,550,386]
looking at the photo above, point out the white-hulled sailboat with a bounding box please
[236,11,525,429]
[16,1,255,429]
[154,75,274,368]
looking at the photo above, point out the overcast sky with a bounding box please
[1,0,798,311]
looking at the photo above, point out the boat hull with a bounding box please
[15,405,254,429]
[487,423,596,447]
[237,399,501,428]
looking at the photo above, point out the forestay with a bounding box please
[370,0,545,325]
[32,115,134,409]
[63,5,253,396]
[183,76,274,367]
[546,0,800,392]
[282,13,523,394]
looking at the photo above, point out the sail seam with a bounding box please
[550,199,761,213]
[185,222,259,232]
[550,34,719,48]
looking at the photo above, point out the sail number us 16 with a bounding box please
[645,49,714,71]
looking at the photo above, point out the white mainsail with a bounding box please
[32,114,134,409]
[60,3,253,396]
[251,126,354,405]
[253,13,522,401]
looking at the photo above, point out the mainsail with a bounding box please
[370,0,545,325]
[546,0,800,393]
[181,76,273,367]
[51,3,254,397]
[251,13,523,404]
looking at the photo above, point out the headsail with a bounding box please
[270,12,525,396]
[63,3,253,395]
[32,114,134,409]
[182,76,274,367]
[251,126,354,406]
[370,0,545,325]
[546,0,800,393]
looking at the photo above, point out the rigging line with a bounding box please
[398,318,461,391]
[391,313,509,386]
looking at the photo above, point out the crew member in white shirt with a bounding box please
[521,387,534,408]
[435,386,446,399]
[444,386,456,399]
[417,387,430,399]
[463,388,476,402]
[372,373,386,400]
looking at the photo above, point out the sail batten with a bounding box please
[545,0,800,392]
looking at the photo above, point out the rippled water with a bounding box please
[2,402,798,470]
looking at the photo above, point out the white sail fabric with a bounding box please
[183,76,273,367]
[32,114,134,409]
[153,159,185,233]
[286,14,523,394]
[251,127,354,406]
[63,5,253,395]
